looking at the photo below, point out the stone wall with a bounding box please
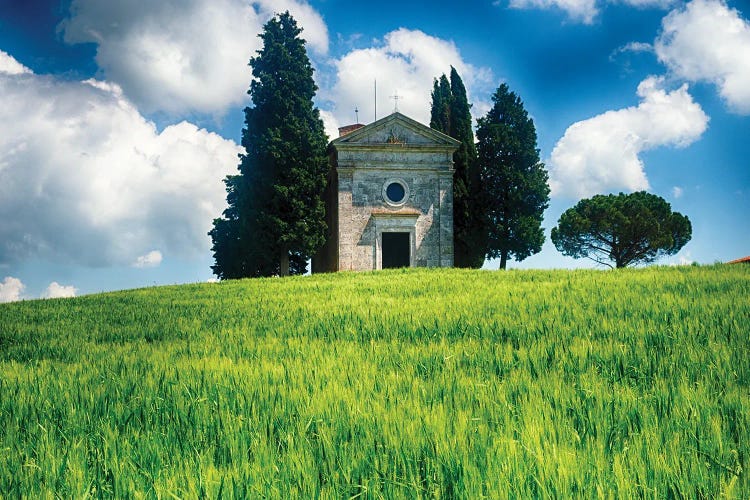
[334,160,454,271]
[313,112,458,272]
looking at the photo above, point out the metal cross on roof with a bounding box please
[390,91,401,112]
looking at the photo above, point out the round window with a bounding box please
[386,182,406,204]
[382,178,410,206]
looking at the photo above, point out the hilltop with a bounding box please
[1,266,748,497]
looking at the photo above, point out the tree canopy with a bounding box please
[430,74,451,135]
[551,191,692,268]
[477,84,550,269]
[429,68,485,268]
[209,11,328,278]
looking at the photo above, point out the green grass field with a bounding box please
[1,265,748,498]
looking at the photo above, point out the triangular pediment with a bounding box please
[331,112,461,148]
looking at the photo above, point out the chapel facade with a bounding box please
[312,112,460,272]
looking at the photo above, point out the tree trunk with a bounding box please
[280,251,290,277]
[499,251,507,270]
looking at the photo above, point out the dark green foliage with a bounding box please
[430,68,485,268]
[209,11,328,278]
[477,84,550,269]
[551,191,692,268]
[430,74,451,133]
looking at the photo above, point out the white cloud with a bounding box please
[0,67,242,268]
[610,41,654,60]
[505,0,674,24]
[655,0,750,114]
[678,255,694,265]
[319,110,341,144]
[508,0,599,24]
[548,76,709,198]
[60,0,328,116]
[619,0,675,8]
[672,186,684,198]
[0,50,32,75]
[670,251,693,265]
[323,29,494,135]
[133,250,164,268]
[257,0,328,54]
[41,282,78,299]
[0,276,25,303]
[620,41,654,52]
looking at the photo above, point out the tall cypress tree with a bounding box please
[430,74,451,133]
[477,84,550,269]
[209,12,328,278]
[448,68,485,268]
[430,68,485,268]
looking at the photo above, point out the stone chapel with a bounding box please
[312,112,460,272]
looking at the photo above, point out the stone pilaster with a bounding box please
[439,171,454,267]
[337,168,354,271]
[320,112,460,272]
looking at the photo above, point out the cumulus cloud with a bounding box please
[672,186,684,198]
[60,0,328,115]
[0,50,32,75]
[548,76,708,198]
[0,276,25,303]
[41,282,78,299]
[258,0,328,53]
[133,250,163,268]
[0,67,241,268]
[318,110,341,144]
[322,29,494,136]
[655,0,750,114]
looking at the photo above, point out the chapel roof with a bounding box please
[330,112,461,149]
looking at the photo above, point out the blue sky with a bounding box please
[1,0,748,300]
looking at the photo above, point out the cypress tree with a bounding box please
[430,68,485,268]
[477,84,550,269]
[209,11,328,278]
[430,74,451,132]
[448,67,485,268]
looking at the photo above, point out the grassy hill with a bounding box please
[1,265,748,498]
